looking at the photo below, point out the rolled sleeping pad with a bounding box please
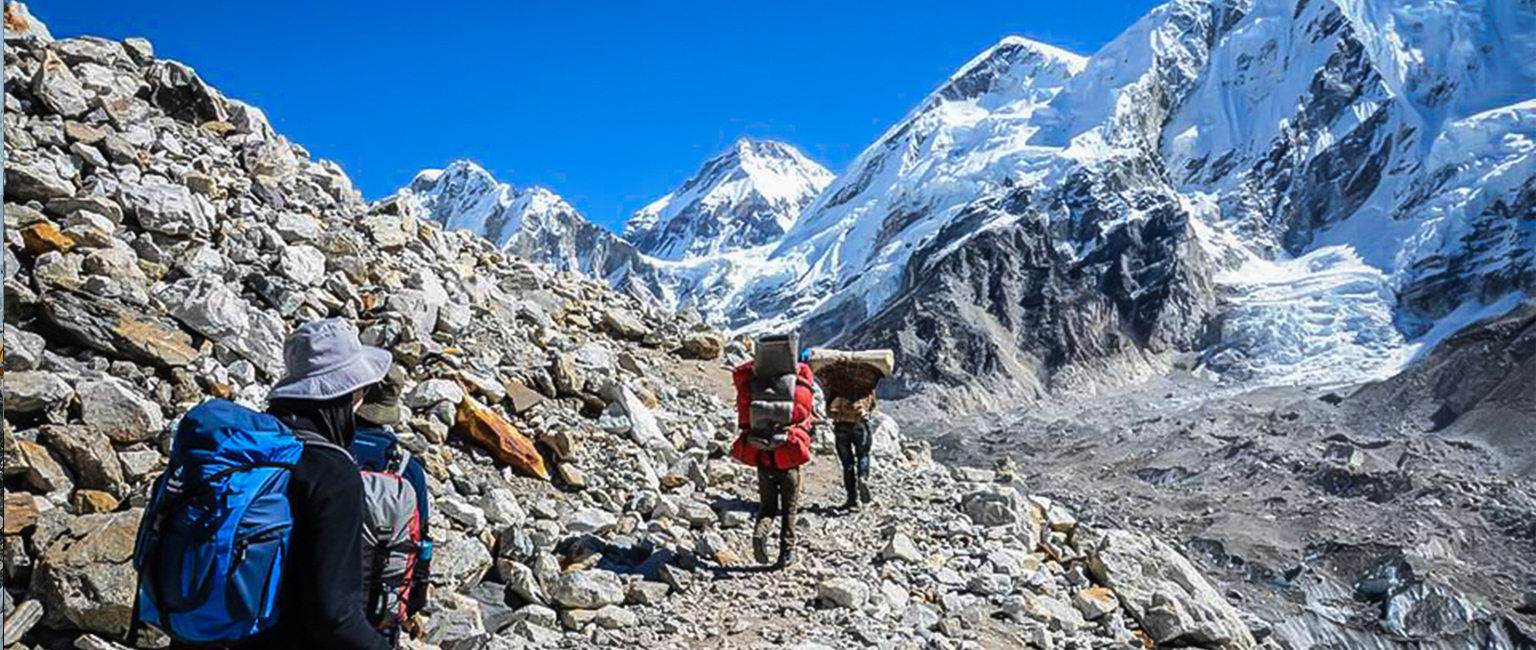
[806,348,894,376]
[754,333,800,376]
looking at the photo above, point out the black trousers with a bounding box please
[834,421,871,499]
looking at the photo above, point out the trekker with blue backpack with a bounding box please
[132,319,392,650]
[351,364,433,645]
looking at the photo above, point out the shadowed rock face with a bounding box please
[829,176,1215,411]
[1399,176,1536,321]
[1181,4,1403,255]
[499,199,657,296]
[1346,301,1536,473]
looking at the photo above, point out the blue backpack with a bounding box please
[130,400,340,645]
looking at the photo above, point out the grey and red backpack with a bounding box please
[731,334,817,469]
[353,427,431,632]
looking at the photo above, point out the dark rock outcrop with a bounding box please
[1346,300,1536,473]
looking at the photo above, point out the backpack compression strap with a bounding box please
[366,520,390,628]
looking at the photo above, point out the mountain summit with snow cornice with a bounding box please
[624,138,833,260]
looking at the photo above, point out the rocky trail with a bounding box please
[625,431,1074,650]
[0,6,1285,650]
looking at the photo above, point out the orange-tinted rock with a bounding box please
[454,396,548,480]
[3,493,39,535]
[72,489,120,514]
[22,222,76,254]
[206,381,236,400]
[112,313,198,367]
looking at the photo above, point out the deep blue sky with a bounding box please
[39,1,1161,230]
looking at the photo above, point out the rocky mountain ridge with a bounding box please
[391,161,659,299]
[0,5,1282,650]
[389,137,840,315]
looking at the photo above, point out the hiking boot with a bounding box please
[777,548,798,569]
[752,536,771,565]
[858,483,872,505]
[842,491,859,511]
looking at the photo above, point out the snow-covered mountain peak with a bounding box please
[930,35,1087,111]
[987,35,1084,60]
[397,159,521,245]
[514,185,573,213]
[412,159,490,189]
[729,138,834,206]
[397,159,592,244]
[748,35,1094,325]
[409,167,444,187]
[623,138,832,260]
[951,36,1087,83]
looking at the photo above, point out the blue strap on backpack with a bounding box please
[130,400,307,645]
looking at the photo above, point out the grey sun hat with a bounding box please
[268,318,392,401]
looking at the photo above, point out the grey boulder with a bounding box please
[40,425,127,498]
[32,51,91,117]
[4,371,73,415]
[76,378,165,444]
[433,532,492,593]
[30,510,142,637]
[1084,528,1257,649]
[162,277,285,378]
[550,570,625,610]
[6,151,77,201]
[818,577,870,610]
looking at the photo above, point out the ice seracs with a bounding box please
[1167,0,1536,387]
[1201,246,1407,387]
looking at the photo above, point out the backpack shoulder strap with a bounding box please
[293,430,354,462]
[389,447,413,475]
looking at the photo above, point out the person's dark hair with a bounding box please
[268,391,362,448]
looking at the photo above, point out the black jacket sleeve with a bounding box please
[288,448,390,650]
